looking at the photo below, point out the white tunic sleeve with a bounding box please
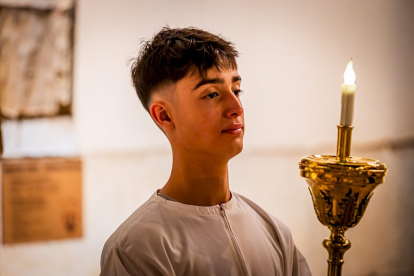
[293,245,312,276]
[100,244,145,276]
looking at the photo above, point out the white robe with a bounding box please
[100,191,312,276]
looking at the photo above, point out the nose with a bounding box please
[224,90,243,118]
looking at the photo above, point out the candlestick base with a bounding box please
[299,155,386,276]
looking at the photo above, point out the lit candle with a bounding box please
[340,59,356,126]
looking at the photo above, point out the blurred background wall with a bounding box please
[1,0,413,275]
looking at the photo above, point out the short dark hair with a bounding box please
[130,27,239,112]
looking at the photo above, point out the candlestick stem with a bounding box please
[323,227,351,276]
[336,125,353,160]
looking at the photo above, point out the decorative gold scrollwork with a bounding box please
[300,154,386,276]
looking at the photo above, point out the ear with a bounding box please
[149,101,174,132]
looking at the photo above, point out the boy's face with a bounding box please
[170,67,244,160]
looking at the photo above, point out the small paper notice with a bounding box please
[2,157,82,244]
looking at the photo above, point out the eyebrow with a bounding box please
[193,75,241,90]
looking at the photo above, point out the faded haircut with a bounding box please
[130,26,239,112]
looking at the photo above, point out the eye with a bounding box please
[234,89,243,96]
[205,92,219,99]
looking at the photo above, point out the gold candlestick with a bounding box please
[299,125,387,276]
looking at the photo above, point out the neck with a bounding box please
[159,149,231,206]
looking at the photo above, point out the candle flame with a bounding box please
[344,59,356,85]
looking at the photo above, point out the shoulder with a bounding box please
[100,194,176,275]
[233,192,294,247]
[233,192,312,275]
[101,194,169,265]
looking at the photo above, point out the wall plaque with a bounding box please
[2,157,82,244]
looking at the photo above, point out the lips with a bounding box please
[222,123,243,133]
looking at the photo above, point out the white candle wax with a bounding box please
[340,60,356,126]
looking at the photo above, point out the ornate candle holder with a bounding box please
[299,125,387,276]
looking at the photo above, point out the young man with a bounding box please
[100,27,311,276]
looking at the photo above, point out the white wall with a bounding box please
[73,0,414,154]
[1,0,413,275]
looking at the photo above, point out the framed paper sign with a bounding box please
[2,157,82,244]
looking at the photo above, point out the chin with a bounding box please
[227,141,244,159]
